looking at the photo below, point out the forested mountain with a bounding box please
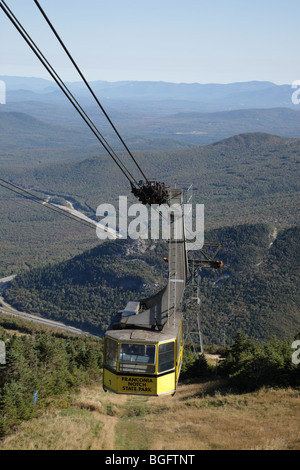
[0,112,97,151]
[4,238,168,334]
[4,223,300,343]
[1,131,299,277]
[2,107,300,155]
[196,224,300,343]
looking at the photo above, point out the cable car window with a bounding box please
[118,343,156,373]
[105,338,118,371]
[158,342,174,373]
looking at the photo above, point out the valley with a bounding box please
[3,223,299,343]
[0,79,299,343]
[0,77,299,451]
[1,127,299,276]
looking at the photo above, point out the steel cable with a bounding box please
[0,0,140,187]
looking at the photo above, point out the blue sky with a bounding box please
[1,0,299,84]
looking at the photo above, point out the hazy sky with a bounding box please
[1,0,300,84]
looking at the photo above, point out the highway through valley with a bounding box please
[0,276,100,338]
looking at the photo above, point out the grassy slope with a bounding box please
[0,381,299,450]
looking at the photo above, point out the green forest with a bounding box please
[1,131,299,276]
[182,332,300,391]
[0,316,103,437]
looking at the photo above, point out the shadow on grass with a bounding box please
[178,376,241,401]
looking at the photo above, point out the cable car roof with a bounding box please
[106,313,182,344]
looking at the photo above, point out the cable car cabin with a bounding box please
[103,313,183,396]
[103,188,187,397]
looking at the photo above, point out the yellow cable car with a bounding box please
[103,314,183,396]
[103,188,187,396]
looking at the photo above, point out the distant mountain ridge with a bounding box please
[2,76,300,150]
[1,76,298,112]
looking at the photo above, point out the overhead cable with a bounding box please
[33,0,149,184]
[0,0,140,187]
